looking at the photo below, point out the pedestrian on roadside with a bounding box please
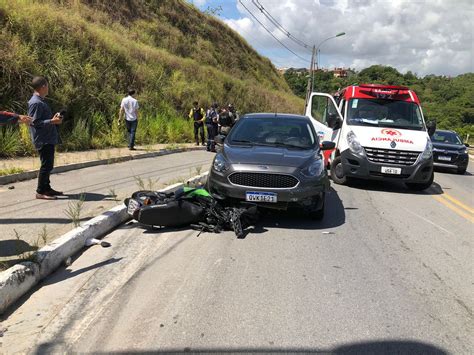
[189,101,206,146]
[205,103,219,152]
[119,89,139,150]
[28,76,64,200]
[0,111,32,126]
[228,103,239,124]
[218,106,234,135]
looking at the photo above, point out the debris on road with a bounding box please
[85,238,111,248]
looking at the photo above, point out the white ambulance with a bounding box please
[306,84,435,190]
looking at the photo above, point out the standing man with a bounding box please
[205,103,219,152]
[189,101,206,146]
[0,111,32,126]
[28,76,63,200]
[119,89,139,150]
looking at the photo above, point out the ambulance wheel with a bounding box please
[330,156,347,185]
[405,172,434,191]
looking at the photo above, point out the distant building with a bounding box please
[333,67,347,78]
[332,67,356,78]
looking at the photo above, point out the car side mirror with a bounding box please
[426,121,436,137]
[465,143,470,147]
[214,135,225,145]
[321,141,336,151]
[327,113,342,130]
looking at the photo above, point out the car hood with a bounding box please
[432,142,465,151]
[223,144,315,168]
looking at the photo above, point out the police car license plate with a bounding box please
[381,166,402,175]
[438,155,451,161]
[127,199,140,216]
[246,192,277,203]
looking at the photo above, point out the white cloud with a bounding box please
[225,0,474,76]
[193,0,207,7]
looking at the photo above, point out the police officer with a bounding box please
[189,101,206,146]
[218,105,234,135]
[205,103,219,152]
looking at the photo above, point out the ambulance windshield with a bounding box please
[347,99,425,131]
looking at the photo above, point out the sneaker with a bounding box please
[195,143,200,146]
[36,193,57,200]
[201,143,206,146]
[129,147,136,151]
[45,188,63,196]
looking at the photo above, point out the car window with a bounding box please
[229,117,317,149]
[432,131,463,145]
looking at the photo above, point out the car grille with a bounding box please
[364,147,420,166]
[228,172,299,189]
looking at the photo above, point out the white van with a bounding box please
[306,84,435,190]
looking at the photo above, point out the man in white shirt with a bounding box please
[119,89,139,150]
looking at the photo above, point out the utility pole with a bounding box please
[304,45,316,114]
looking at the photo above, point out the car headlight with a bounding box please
[420,138,433,160]
[213,154,228,172]
[302,158,324,177]
[347,131,365,155]
[459,147,468,154]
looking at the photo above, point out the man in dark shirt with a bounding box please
[28,76,63,200]
[0,111,32,126]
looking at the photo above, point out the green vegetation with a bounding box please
[0,0,303,157]
[0,166,25,176]
[284,65,473,140]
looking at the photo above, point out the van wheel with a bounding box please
[405,172,434,191]
[330,156,347,185]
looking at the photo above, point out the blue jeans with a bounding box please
[126,120,138,148]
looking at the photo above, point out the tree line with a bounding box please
[284,65,473,140]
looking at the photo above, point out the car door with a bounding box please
[305,93,345,163]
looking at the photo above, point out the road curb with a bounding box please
[0,172,208,314]
[0,146,203,185]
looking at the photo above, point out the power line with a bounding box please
[252,0,312,52]
[238,0,311,63]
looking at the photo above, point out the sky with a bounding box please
[187,0,473,76]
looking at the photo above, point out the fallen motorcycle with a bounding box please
[124,187,259,238]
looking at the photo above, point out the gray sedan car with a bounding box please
[207,113,335,219]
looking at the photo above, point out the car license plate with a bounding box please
[381,166,402,175]
[438,155,451,161]
[245,192,277,203]
[127,199,140,216]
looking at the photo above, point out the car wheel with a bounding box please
[330,156,347,185]
[457,167,467,175]
[405,172,434,191]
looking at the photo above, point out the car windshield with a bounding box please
[431,131,463,145]
[347,98,425,131]
[228,117,317,149]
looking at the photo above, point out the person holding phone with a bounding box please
[28,76,64,200]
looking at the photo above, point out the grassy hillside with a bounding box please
[0,0,303,156]
[284,65,473,139]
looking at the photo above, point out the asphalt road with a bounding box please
[1,158,472,354]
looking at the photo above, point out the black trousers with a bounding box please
[206,123,218,151]
[194,122,205,144]
[37,144,55,194]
